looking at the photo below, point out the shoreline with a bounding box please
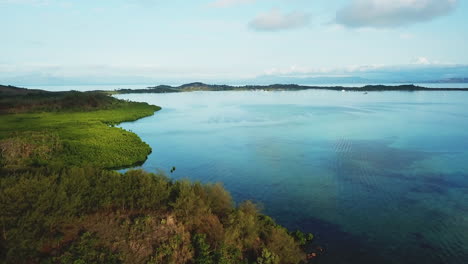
[0,86,161,170]
[111,83,468,95]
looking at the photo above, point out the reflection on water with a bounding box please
[116,90,468,264]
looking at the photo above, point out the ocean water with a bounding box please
[115,90,468,264]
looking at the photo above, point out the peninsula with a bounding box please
[0,84,312,264]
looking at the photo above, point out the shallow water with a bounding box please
[116,90,468,264]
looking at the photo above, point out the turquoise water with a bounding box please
[116,91,468,264]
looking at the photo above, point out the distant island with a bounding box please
[113,82,468,94]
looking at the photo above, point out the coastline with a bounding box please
[111,83,468,95]
[0,86,312,263]
[0,87,161,170]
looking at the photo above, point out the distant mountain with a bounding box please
[421,77,468,83]
[251,76,468,85]
[249,75,375,85]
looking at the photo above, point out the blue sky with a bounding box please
[1,0,467,85]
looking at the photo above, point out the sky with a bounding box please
[1,0,467,85]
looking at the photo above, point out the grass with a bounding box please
[0,101,160,169]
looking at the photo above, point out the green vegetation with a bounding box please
[0,168,308,264]
[0,86,160,170]
[0,85,312,263]
[1,85,128,114]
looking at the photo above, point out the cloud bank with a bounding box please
[3,62,467,86]
[336,0,459,28]
[260,63,468,83]
[249,9,311,31]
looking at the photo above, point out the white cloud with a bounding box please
[261,60,468,78]
[249,9,311,31]
[263,64,388,76]
[210,0,255,8]
[412,57,445,65]
[259,63,468,83]
[415,57,430,65]
[336,0,459,28]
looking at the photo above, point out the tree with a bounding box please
[192,234,213,264]
[257,248,279,264]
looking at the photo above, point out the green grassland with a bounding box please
[0,88,160,170]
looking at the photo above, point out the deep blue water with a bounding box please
[116,90,468,264]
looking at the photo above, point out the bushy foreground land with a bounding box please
[0,168,309,264]
[0,86,311,263]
